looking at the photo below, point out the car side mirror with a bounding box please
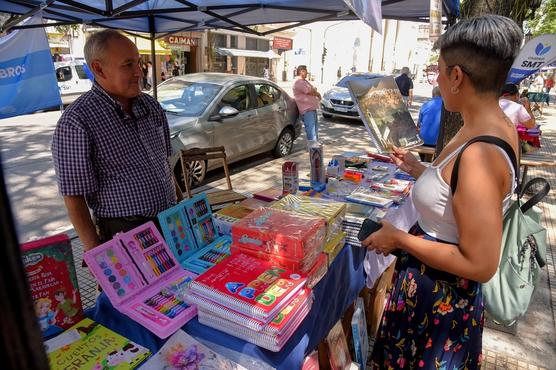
[218,106,239,118]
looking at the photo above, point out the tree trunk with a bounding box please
[434,0,540,158]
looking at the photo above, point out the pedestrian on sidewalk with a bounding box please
[364,14,522,369]
[52,30,182,255]
[395,66,413,108]
[416,86,442,160]
[292,65,321,142]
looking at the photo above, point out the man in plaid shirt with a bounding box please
[52,30,181,252]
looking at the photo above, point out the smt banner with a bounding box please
[0,14,61,119]
[507,34,556,84]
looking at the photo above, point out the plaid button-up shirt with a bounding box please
[52,83,176,218]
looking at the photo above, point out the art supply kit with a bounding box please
[182,235,232,274]
[213,204,254,236]
[83,222,197,339]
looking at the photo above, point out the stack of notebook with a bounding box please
[188,253,312,352]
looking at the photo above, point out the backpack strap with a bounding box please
[450,135,519,195]
[519,177,551,214]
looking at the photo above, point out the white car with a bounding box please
[54,61,93,105]
[320,73,383,119]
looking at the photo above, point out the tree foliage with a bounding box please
[526,0,556,35]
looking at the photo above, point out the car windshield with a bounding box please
[157,80,221,116]
[336,74,380,88]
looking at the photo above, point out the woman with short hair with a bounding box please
[364,15,522,369]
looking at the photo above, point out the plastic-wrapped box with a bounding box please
[271,194,346,243]
[230,244,321,273]
[324,231,347,266]
[231,207,326,259]
[306,253,328,288]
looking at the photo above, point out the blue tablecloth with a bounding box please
[87,244,367,369]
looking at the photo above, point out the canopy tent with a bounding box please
[0,1,459,37]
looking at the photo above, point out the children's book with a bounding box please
[141,329,246,370]
[326,321,352,370]
[45,318,150,370]
[346,187,394,208]
[158,193,218,265]
[182,235,232,274]
[21,234,84,338]
[347,76,422,153]
[83,222,197,339]
[302,350,320,370]
[231,207,326,260]
[190,253,307,323]
[351,297,368,367]
[253,187,283,202]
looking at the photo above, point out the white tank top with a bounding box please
[412,141,516,244]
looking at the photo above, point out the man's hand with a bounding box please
[63,195,101,252]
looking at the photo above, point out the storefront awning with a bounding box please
[216,47,280,59]
[126,35,170,56]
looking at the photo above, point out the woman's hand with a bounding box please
[390,146,425,178]
[361,220,402,256]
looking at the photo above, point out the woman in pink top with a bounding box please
[292,65,321,141]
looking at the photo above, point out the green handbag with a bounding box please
[450,136,550,325]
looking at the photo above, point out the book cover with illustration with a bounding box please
[21,234,84,338]
[347,76,422,153]
[351,297,368,367]
[141,329,245,370]
[326,320,352,370]
[190,253,306,322]
[45,318,150,370]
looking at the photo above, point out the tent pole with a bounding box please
[149,15,158,99]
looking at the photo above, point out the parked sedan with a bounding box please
[155,73,301,188]
[320,73,383,119]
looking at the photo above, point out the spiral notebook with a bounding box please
[190,287,312,332]
[83,222,197,339]
[190,253,307,323]
[197,288,312,352]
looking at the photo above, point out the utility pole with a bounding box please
[321,22,343,84]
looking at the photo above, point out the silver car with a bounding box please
[156,73,301,188]
[320,73,383,119]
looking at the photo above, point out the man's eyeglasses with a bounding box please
[447,64,472,77]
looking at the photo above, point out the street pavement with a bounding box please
[0,80,554,369]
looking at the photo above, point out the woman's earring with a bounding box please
[450,86,459,94]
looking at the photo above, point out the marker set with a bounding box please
[182,235,232,274]
[158,193,219,268]
[84,222,197,339]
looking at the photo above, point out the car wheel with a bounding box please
[322,113,332,119]
[174,159,206,192]
[273,128,294,158]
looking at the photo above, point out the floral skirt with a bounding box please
[369,224,484,369]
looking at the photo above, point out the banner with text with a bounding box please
[507,34,556,84]
[0,14,61,119]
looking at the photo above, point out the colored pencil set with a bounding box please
[144,290,190,319]
[145,245,176,276]
[134,228,159,249]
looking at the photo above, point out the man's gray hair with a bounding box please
[84,29,126,66]
[432,86,441,97]
[401,67,410,75]
[434,15,522,61]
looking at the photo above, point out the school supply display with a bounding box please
[197,288,312,352]
[370,178,412,195]
[271,194,347,243]
[181,235,232,274]
[83,222,197,339]
[189,252,307,323]
[21,234,84,338]
[231,207,326,260]
[449,136,550,325]
[351,297,368,367]
[141,329,246,370]
[282,160,299,195]
[45,318,150,370]
[213,204,254,236]
[347,75,422,152]
[326,320,352,370]
[239,196,274,210]
[158,193,217,264]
